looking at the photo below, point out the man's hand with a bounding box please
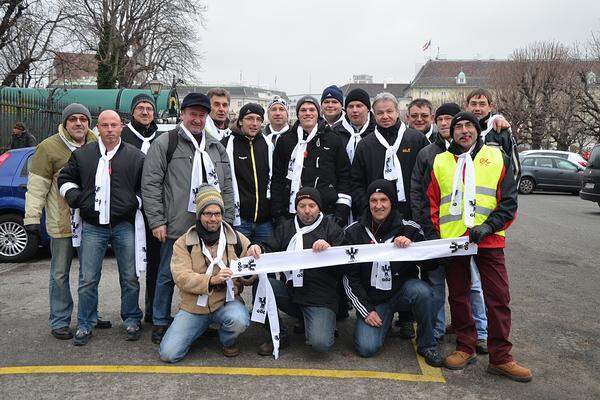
[394,236,412,248]
[210,268,233,285]
[312,239,331,252]
[469,224,493,244]
[152,225,167,243]
[364,311,383,327]
[493,115,510,132]
[24,224,40,235]
[247,244,262,259]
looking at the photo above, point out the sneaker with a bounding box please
[126,323,142,341]
[222,344,240,357]
[487,361,532,382]
[96,319,112,329]
[444,350,477,370]
[73,328,92,346]
[390,321,415,339]
[418,348,444,368]
[151,325,168,344]
[476,339,489,354]
[51,326,73,340]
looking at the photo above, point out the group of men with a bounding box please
[24,84,531,382]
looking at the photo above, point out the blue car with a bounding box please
[0,147,50,262]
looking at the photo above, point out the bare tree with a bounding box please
[0,0,27,52]
[572,32,600,144]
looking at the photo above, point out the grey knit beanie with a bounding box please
[62,103,92,127]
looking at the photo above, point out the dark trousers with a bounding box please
[445,248,513,365]
[144,229,161,319]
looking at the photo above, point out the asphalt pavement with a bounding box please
[0,193,599,399]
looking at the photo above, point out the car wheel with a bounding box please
[518,177,535,194]
[0,214,39,262]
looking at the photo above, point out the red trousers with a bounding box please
[445,248,514,365]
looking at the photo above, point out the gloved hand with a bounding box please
[24,224,40,235]
[334,204,350,228]
[469,223,493,244]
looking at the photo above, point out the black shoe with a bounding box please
[476,339,489,354]
[391,321,415,339]
[418,348,444,368]
[152,325,168,344]
[96,319,112,329]
[73,328,92,346]
[51,326,73,340]
[126,323,142,341]
[257,335,289,356]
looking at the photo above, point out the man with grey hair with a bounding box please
[205,88,232,140]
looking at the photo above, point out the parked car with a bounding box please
[579,144,600,207]
[0,147,50,262]
[520,149,588,168]
[518,155,584,194]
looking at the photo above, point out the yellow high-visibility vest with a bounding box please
[433,145,505,239]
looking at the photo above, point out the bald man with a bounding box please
[59,110,146,346]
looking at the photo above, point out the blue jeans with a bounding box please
[428,258,488,340]
[354,278,437,357]
[77,221,142,331]
[269,278,337,352]
[236,219,273,244]
[152,239,176,326]
[49,237,75,329]
[159,300,250,363]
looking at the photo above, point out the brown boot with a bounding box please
[444,350,477,370]
[487,361,532,382]
[222,344,240,357]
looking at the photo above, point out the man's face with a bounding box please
[268,104,288,127]
[298,103,318,131]
[370,192,392,223]
[12,128,23,136]
[97,111,123,148]
[199,204,222,232]
[321,98,342,120]
[466,95,492,120]
[132,101,155,127]
[346,101,369,127]
[65,113,90,141]
[436,114,454,140]
[452,120,478,152]
[240,114,263,138]
[296,198,320,225]
[373,100,400,129]
[210,95,229,123]
[181,106,208,135]
[407,105,433,133]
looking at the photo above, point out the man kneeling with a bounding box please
[248,187,344,355]
[160,185,252,363]
[343,180,443,366]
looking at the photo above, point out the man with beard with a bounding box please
[248,188,345,355]
[343,179,442,366]
[263,96,290,145]
[321,85,345,127]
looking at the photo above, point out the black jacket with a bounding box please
[221,128,271,223]
[410,132,448,240]
[58,141,145,226]
[263,124,290,146]
[11,131,37,149]
[342,211,424,318]
[121,119,159,150]
[480,113,521,181]
[271,120,352,223]
[331,113,376,150]
[259,214,345,311]
[351,120,429,220]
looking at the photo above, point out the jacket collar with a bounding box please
[185,221,238,247]
[58,124,97,147]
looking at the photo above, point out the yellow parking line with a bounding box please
[412,339,446,381]
[0,365,445,383]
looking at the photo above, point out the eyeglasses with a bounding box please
[134,106,154,113]
[67,116,88,123]
[201,211,222,219]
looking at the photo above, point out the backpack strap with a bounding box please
[166,129,179,164]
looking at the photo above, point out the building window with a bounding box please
[456,71,466,85]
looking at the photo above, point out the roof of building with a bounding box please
[179,85,288,100]
[410,59,510,88]
[339,83,410,98]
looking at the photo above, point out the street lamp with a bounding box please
[149,79,162,96]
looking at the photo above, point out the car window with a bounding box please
[535,158,553,168]
[20,154,33,177]
[554,159,578,171]
[589,146,600,168]
[522,158,535,166]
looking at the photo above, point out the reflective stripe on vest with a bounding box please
[433,145,505,239]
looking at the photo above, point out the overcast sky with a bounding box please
[197,0,600,95]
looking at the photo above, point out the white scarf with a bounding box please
[449,144,477,228]
[364,227,393,291]
[341,114,370,162]
[196,226,235,307]
[134,196,147,277]
[94,139,121,225]
[205,115,231,141]
[284,212,324,287]
[374,123,407,202]
[480,114,501,142]
[251,273,281,359]
[181,124,221,213]
[286,124,318,214]
[126,122,155,154]
[425,124,435,142]
[266,124,289,145]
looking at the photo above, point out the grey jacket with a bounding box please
[142,125,234,239]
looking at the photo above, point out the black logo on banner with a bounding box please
[450,241,469,253]
[257,296,266,314]
[237,259,256,272]
[346,247,359,262]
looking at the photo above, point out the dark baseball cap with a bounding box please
[181,93,211,112]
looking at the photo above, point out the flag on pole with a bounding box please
[422,39,431,51]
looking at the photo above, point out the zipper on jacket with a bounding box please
[316,157,319,169]
[314,176,319,188]
[250,140,260,222]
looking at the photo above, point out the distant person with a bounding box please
[321,85,345,127]
[205,88,232,140]
[263,96,290,145]
[406,98,437,142]
[10,122,37,149]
